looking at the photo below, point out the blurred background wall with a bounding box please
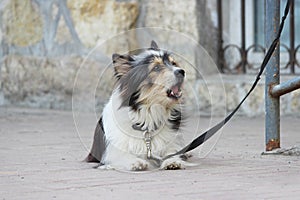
[0,0,299,116]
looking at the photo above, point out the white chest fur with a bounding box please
[102,89,184,159]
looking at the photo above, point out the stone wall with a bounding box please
[0,0,299,116]
[196,75,300,117]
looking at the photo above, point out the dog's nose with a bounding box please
[174,69,185,77]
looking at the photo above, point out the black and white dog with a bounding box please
[86,41,192,170]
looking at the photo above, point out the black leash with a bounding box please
[160,0,291,163]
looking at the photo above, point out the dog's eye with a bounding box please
[153,65,161,72]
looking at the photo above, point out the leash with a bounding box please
[153,0,291,165]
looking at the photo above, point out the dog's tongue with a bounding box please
[172,85,179,95]
[167,84,182,99]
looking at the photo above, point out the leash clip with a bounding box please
[143,131,152,159]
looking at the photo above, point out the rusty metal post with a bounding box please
[265,0,280,151]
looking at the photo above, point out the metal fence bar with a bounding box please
[217,0,225,73]
[265,0,281,151]
[240,0,246,73]
[271,76,300,97]
[289,0,295,74]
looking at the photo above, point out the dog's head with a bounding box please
[112,41,185,110]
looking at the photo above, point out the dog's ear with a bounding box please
[112,53,134,79]
[150,40,159,50]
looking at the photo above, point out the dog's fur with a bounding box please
[86,41,190,170]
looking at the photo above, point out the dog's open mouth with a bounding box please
[167,83,182,100]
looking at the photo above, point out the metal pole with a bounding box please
[265,0,280,151]
[271,77,300,97]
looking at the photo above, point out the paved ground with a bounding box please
[1,107,300,200]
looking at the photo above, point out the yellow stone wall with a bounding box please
[3,0,43,47]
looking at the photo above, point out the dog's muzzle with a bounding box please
[167,69,185,99]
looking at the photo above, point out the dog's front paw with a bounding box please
[164,162,182,170]
[161,157,184,170]
[131,160,148,171]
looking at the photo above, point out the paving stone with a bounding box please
[0,107,299,199]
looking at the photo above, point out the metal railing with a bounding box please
[218,0,300,151]
[217,0,300,74]
[265,0,300,151]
